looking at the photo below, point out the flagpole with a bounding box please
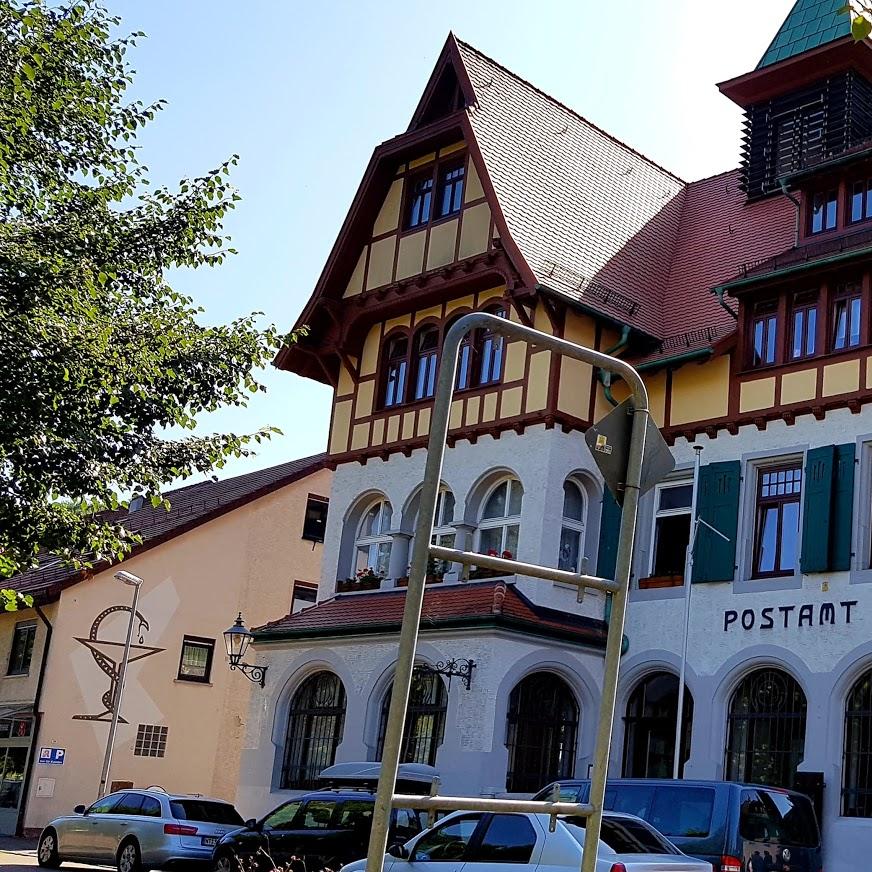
[672,444,703,780]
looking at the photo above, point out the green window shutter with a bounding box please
[800,445,834,574]
[828,443,855,571]
[692,460,741,583]
[596,490,622,580]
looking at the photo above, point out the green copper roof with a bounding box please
[757,0,851,69]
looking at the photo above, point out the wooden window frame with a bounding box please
[400,154,468,236]
[379,330,410,410]
[752,462,803,579]
[749,298,779,369]
[435,161,465,220]
[411,325,440,401]
[849,177,872,225]
[810,188,838,235]
[789,291,818,361]
[831,281,863,352]
[642,480,693,588]
[177,635,215,684]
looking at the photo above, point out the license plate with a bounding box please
[201,837,219,847]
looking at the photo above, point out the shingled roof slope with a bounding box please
[8,453,328,602]
[456,38,687,338]
[255,579,608,648]
[659,169,797,338]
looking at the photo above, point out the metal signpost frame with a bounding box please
[363,311,651,872]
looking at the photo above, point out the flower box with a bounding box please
[335,577,382,593]
[638,574,684,590]
[396,575,444,587]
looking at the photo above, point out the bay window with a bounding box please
[478,478,523,560]
[355,499,393,578]
[558,480,586,573]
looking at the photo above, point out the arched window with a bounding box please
[558,480,586,572]
[477,306,506,386]
[843,668,872,816]
[430,488,456,577]
[506,672,578,792]
[377,669,447,766]
[445,313,474,391]
[355,499,393,578]
[478,478,523,560]
[281,672,346,789]
[725,668,807,790]
[622,672,693,778]
[383,334,409,408]
[412,327,439,401]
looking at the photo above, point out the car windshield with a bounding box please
[561,816,678,855]
[170,800,244,825]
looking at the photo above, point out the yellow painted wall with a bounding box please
[329,400,353,454]
[739,377,776,413]
[372,179,403,236]
[396,231,426,280]
[670,356,731,425]
[465,160,486,203]
[426,219,459,270]
[525,351,551,413]
[344,249,366,298]
[823,359,860,397]
[781,369,816,405]
[458,203,492,260]
[365,237,396,290]
[23,466,331,829]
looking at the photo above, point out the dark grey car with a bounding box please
[38,789,245,872]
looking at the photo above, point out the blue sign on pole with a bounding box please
[38,747,65,765]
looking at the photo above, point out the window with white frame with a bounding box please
[648,481,693,579]
[558,480,586,572]
[478,478,523,560]
[354,499,393,578]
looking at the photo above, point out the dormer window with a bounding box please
[810,189,837,234]
[405,174,434,229]
[851,177,872,224]
[436,163,464,218]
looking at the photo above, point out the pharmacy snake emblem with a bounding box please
[73,605,164,722]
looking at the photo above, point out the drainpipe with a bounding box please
[780,178,802,248]
[715,286,738,321]
[596,324,631,407]
[16,602,53,837]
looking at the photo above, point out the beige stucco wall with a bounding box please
[22,466,330,829]
[0,603,57,710]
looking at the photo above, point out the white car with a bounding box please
[341,809,711,872]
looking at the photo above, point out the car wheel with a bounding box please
[117,839,142,872]
[37,829,62,869]
[213,850,237,872]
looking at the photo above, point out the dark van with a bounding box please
[533,778,822,872]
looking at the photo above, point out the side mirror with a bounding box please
[245,819,260,831]
[387,844,409,860]
[74,805,86,815]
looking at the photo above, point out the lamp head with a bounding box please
[223,613,253,665]
[114,570,143,587]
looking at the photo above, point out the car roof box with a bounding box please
[317,762,439,795]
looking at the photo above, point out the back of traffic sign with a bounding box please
[584,398,675,505]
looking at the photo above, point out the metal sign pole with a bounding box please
[363,312,652,872]
[672,444,703,780]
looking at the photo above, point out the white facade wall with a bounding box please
[246,404,872,872]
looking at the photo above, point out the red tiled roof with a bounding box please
[661,170,797,336]
[255,579,608,648]
[8,453,328,602]
[457,39,686,338]
[454,41,797,342]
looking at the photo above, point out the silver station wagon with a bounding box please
[37,789,245,872]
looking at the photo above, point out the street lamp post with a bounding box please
[97,570,143,798]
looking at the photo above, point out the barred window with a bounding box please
[134,724,168,758]
[377,670,447,767]
[281,672,346,789]
[843,669,872,816]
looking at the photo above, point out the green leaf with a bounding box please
[852,14,872,40]
[20,62,35,81]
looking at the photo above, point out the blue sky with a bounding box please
[111,0,793,480]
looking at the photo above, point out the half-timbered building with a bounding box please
[240,4,872,868]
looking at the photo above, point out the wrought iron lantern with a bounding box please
[417,658,476,691]
[223,613,268,688]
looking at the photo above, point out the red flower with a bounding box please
[502,550,513,559]
[487,549,498,557]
